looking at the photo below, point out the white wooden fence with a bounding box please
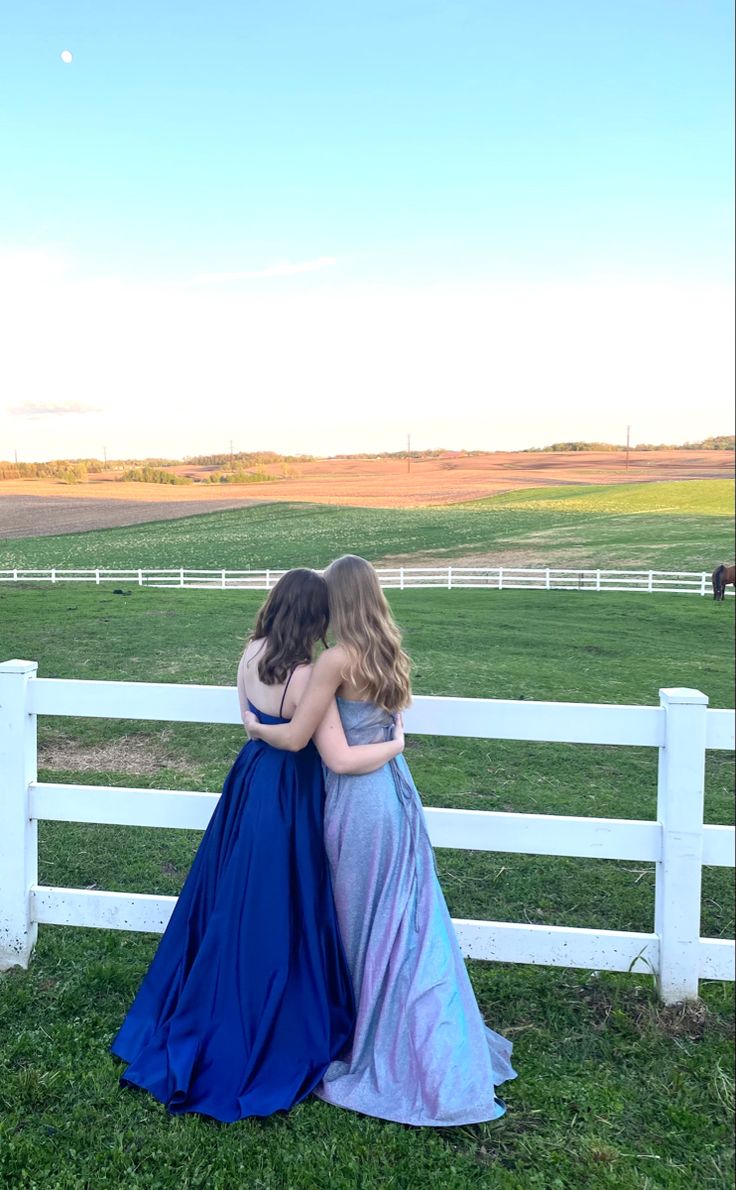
[0,566,732,595]
[0,659,734,1004]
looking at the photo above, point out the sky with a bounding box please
[0,1,733,462]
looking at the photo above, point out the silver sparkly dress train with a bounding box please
[314,698,517,1126]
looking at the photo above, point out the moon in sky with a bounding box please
[60,50,73,64]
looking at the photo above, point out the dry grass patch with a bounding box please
[577,977,731,1041]
[650,998,720,1041]
[37,731,199,778]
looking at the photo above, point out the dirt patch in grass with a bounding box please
[650,998,719,1040]
[37,732,198,777]
[374,545,648,569]
[374,547,570,568]
[374,539,715,570]
[0,495,265,539]
[577,978,731,1040]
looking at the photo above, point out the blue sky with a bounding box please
[1,1,733,459]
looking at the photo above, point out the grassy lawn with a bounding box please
[464,479,733,516]
[1,583,734,1188]
[0,479,733,573]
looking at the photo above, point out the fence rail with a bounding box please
[0,660,734,1003]
[0,565,732,595]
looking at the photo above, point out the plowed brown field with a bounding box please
[1,449,733,539]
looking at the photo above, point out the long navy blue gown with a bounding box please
[111,703,355,1121]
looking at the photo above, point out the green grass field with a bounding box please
[465,479,733,516]
[1,579,734,1189]
[1,479,734,573]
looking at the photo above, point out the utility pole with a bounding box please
[407,433,411,474]
[625,425,631,472]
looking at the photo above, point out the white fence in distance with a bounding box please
[0,565,732,595]
[1,660,733,1002]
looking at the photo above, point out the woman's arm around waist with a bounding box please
[244,647,404,771]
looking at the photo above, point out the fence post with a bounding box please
[700,572,707,597]
[138,569,143,587]
[179,567,185,588]
[545,568,550,590]
[447,566,453,590]
[655,687,708,1004]
[498,567,504,590]
[595,569,601,592]
[95,568,100,585]
[648,572,654,593]
[0,660,38,970]
[400,568,405,591]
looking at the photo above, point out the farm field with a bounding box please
[1,584,734,1189]
[1,448,733,537]
[1,479,734,573]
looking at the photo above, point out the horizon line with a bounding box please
[2,436,734,469]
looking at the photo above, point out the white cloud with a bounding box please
[0,249,733,460]
[0,249,69,289]
[7,402,101,418]
[194,256,339,284]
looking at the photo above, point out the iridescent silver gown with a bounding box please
[314,698,517,1126]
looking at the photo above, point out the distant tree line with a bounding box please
[121,466,192,485]
[0,459,101,482]
[185,451,314,466]
[525,436,734,453]
[205,468,278,484]
[672,435,734,451]
[1,436,732,482]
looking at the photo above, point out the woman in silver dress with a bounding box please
[246,555,516,1126]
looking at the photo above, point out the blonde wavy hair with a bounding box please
[324,555,412,713]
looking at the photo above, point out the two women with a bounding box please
[111,568,400,1120]
[247,556,515,1126]
[113,557,515,1125]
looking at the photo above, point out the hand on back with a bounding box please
[244,710,260,738]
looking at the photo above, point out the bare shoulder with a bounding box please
[242,638,264,666]
[288,662,313,695]
[313,646,347,678]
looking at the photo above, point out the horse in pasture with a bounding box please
[711,563,736,601]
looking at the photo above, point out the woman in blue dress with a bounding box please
[111,568,404,1121]
[246,556,517,1126]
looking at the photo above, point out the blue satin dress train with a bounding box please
[110,703,355,1122]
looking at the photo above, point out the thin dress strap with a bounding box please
[278,669,296,719]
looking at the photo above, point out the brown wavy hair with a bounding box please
[249,569,329,684]
[324,555,412,713]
